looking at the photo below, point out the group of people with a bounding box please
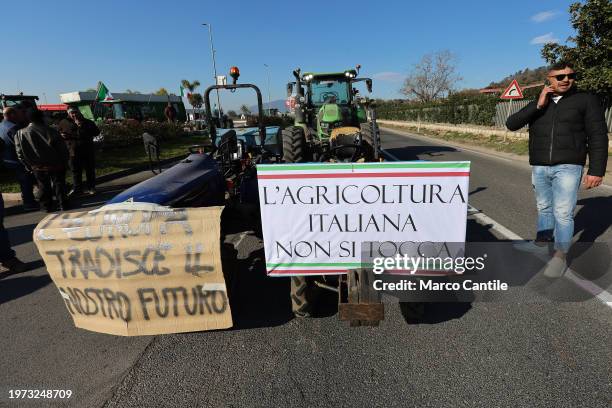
[0,105,99,212]
[0,104,99,273]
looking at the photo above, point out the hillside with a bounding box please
[487,66,547,88]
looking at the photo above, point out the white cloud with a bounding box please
[372,72,404,82]
[531,10,559,23]
[530,33,559,45]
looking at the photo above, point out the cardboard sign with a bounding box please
[256,162,470,276]
[33,205,232,336]
[500,79,524,99]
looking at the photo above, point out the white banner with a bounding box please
[256,161,470,276]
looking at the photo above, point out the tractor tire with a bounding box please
[360,122,375,145]
[282,126,309,163]
[291,275,313,317]
[359,122,377,162]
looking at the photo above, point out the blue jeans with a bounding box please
[532,164,583,253]
[0,194,15,262]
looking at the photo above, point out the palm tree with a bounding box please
[240,104,251,116]
[181,79,202,115]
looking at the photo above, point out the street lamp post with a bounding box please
[202,23,222,122]
[263,63,271,116]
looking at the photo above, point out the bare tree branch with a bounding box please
[401,50,462,102]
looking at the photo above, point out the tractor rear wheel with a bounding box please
[283,126,314,316]
[282,126,309,163]
[291,276,313,317]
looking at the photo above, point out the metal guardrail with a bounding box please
[494,100,532,128]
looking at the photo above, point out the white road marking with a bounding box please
[467,205,522,240]
[233,232,248,248]
[468,206,612,310]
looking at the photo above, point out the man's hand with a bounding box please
[537,86,555,109]
[583,174,603,189]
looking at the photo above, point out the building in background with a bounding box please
[59,91,186,122]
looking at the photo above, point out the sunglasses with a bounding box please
[549,73,577,81]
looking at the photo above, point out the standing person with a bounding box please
[14,109,69,212]
[65,107,99,196]
[164,102,177,123]
[506,61,608,277]
[57,114,78,183]
[0,194,27,273]
[0,107,37,210]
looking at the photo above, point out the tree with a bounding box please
[400,50,462,102]
[155,87,169,96]
[188,93,203,109]
[541,0,612,95]
[240,104,251,116]
[180,79,202,112]
[180,80,201,94]
[227,110,238,118]
[124,89,141,94]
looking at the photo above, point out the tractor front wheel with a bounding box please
[282,126,309,163]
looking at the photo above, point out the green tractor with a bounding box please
[0,93,38,109]
[282,66,380,164]
[281,67,382,317]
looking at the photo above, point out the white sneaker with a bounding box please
[513,241,550,256]
[542,256,567,278]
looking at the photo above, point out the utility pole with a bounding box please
[202,23,222,122]
[263,63,272,115]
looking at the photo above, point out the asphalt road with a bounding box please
[1,129,610,407]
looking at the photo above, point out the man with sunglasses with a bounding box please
[507,61,608,277]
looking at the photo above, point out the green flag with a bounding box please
[180,85,185,97]
[96,82,114,102]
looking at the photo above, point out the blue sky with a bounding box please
[2,0,576,110]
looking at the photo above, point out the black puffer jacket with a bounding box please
[506,89,608,176]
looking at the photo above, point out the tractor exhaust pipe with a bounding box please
[292,68,305,123]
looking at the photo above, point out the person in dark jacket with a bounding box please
[506,61,608,277]
[65,107,100,196]
[0,194,27,274]
[0,107,37,210]
[164,102,177,123]
[14,109,70,212]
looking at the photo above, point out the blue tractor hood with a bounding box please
[107,153,225,207]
